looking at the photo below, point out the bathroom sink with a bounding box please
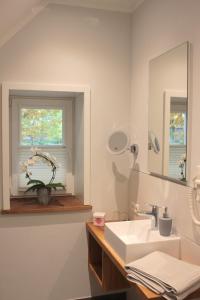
[104,219,180,263]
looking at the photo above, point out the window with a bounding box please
[2,83,91,211]
[168,97,187,179]
[170,112,187,145]
[11,97,73,195]
[20,108,63,146]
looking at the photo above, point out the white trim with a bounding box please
[2,82,91,209]
[163,90,187,176]
[187,42,191,185]
[83,89,91,205]
[2,84,10,209]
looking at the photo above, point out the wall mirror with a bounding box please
[148,42,189,184]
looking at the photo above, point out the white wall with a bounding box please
[0,4,131,300]
[129,0,200,265]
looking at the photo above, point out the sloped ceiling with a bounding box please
[49,0,144,13]
[0,0,43,39]
[0,0,144,47]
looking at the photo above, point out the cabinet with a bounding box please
[88,224,129,291]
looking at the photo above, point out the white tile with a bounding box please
[129,171,200,245]
[181,237,200,265]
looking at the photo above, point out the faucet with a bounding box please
[134,203,160,230]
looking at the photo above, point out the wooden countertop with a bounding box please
[86,222,200,300]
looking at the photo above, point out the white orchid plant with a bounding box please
[20,148,65,193]
[177,153,186,181]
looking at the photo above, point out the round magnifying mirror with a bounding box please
[107,131,129,155]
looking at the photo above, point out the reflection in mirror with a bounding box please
[148,131,160,154]
[148,42,188,184]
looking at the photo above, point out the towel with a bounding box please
[125,251,200,300]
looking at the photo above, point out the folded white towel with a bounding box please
[125,251,200,300]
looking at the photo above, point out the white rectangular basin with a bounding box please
[105,219,180,263]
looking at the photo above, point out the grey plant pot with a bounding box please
[37,188,51,205]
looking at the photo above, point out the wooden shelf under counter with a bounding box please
[88,223,129,292]
[86,222,200,300]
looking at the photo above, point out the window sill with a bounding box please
[2,195,92,215]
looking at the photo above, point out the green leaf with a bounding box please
[25,184,45,193]
[46,183,65,190]
[27,179,45,186]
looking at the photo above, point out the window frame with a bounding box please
[163,89,187,176]
[11,96,73,195]
[2,83,91,210]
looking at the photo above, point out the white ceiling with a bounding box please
[0,0,144,47]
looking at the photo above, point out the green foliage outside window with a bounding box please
[170,112,186,145]
[20,108,63,146]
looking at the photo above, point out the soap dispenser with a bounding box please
[159,207,172,236]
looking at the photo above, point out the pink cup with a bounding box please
[93,212,106,227]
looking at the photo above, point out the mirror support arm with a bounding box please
[129,144,139,157]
